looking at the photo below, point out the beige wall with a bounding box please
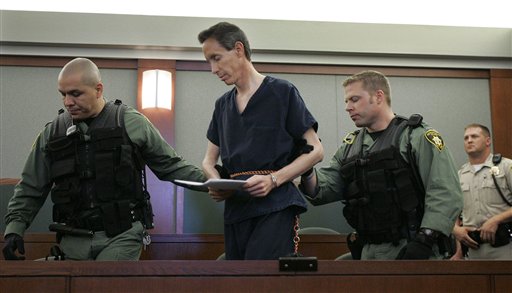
[1,10,511,68]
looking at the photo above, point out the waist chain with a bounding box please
[230,170,276,178]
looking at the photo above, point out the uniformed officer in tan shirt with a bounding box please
[452,123,512,260]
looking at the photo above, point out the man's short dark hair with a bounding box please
[198,22,252,61]
[465,123,491,137]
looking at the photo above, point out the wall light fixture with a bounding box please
[141,69,173,110]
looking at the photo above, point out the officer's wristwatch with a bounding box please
[419,228,440,240]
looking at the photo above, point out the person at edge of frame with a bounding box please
[451,123,512,260]
[3,57,207,261]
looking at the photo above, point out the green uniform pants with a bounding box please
[361,239,443,260]
[59,221,144,260]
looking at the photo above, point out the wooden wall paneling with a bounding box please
[0,277,68,293]
[0,233,348,261]
[0,55,491,78]
[70,275,491,293]
[1,260,510,293]
[176,60,490,78]
[489,69,512,159]
[0,178,20,185]
[494,275,512,293]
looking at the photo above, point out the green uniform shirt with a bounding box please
[307,122,463,237]
[4,105,206,237]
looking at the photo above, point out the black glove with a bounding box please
[396,233,434,260]
[3,233,26,260]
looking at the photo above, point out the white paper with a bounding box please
[173,179,247,190]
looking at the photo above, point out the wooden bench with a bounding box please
[0,260,510,293]
[0,233,349,260]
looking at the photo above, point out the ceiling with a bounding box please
[1,0,511,29]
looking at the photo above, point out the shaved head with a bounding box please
[59,58,102,87]
[58,58,105,120]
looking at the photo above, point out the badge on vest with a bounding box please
[490,166,500,176]
[424,129,445,151]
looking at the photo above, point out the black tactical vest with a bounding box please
[47,100,146,237]
[339,116,423,244]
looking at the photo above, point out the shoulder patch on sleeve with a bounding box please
[343,131,358,145]
[424,129,445,151]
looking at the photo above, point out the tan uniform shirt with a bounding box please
[459,154,512,228]
[459,153,512,259]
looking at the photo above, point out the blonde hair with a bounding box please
[343,70,391,105]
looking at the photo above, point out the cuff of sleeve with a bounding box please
[298,174,320,198]
[4,221,26,238]
[421,212,455,237]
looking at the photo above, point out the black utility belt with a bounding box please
[49,223,94,237]
[74,214,140,232]
[51,218,139,239]
[56,208,141,238]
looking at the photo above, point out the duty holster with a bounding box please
[139,191,155,229]
[437,234,457,259]
[494,222,512,247]
[346,232,363,260]
[468,223,512,248]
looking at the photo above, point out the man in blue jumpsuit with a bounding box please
[3,58,206,260]
[198,22,324,260]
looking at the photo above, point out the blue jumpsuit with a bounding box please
[207,76,318,259]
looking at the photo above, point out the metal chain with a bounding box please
[293,215,300,255]
[230,170,276,178]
